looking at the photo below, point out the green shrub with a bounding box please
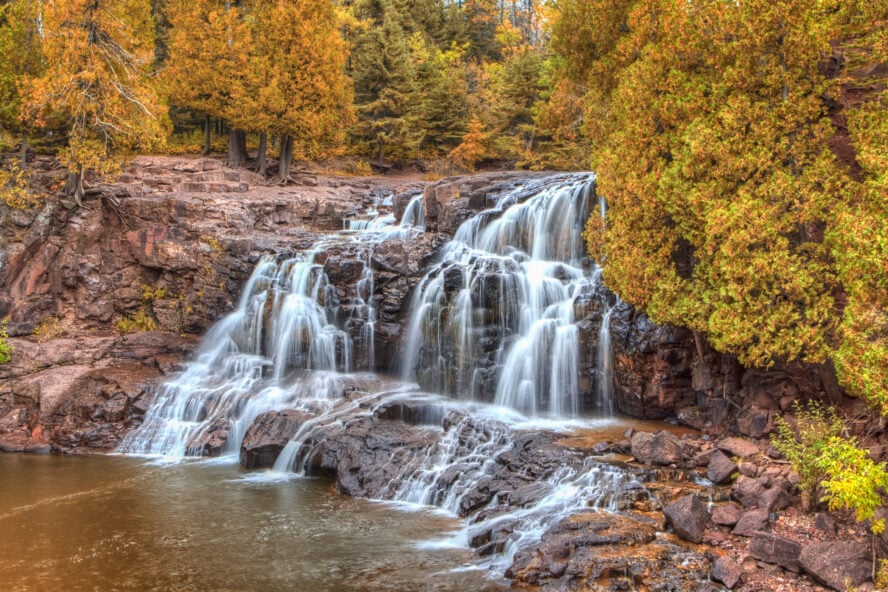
[773,400,888,544]
[0,320,11,364]
[771,401,844,511]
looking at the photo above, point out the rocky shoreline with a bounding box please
[1,157,884,591]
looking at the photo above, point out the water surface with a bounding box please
[0,455,504,592]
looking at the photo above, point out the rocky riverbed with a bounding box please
[0,157,884,591]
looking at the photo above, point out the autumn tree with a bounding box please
[24,0,167,204]
[551,0,888,412]
[0,0,44,166]
[164,0,249,161]
[448,115,486,170]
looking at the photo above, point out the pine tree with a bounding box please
[0,0,44,167]
[24,0,167,204]
[351,0,422,162]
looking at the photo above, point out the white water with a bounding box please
[401,174,611,417]
[120,174,630,580]
[119,194,426,458]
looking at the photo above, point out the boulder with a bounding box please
[663,494,710,544]
[732,509,770,537]
[717,437,760,459]
[749,532,801,572]
[799,541,871,591]
[711,503,743,526]
[707,450,738,484]
[711,555,743,589]
[631,431,684,466]
[240,409,313,468]
[759,484,791,512]
[732,475,767,508]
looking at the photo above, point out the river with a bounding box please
[0,454,504,592]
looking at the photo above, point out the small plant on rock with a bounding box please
[115,308,157,334]
[773,400,888,578]
[771,400,844,511]
[0,320,11,364]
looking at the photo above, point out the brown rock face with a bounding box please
[706,450,738,484]
[711,555,742,589]
[749,532,802,572]
[0,332,196,452]
[630,430,684,466]
[799,541,871,591]
[240,410,312,468]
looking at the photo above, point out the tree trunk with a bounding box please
[202,114,212,156]
[278,134,294,182]
[256,132,267,177]
[227,129,248,168]
[19,130,27,168]
[66,167,84,207]
[378,137,384,163]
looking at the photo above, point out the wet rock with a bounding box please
[240,409,313,468]
[663,494,710,544]
[631,430,684,466]
[707,450,738,484]
[186,418,230,456]
[507,511,659,584]
[711,555,743,589]
[732,509,770,537]
[749,532,801,572]
[799,541,871,591]
[711,503,743,526]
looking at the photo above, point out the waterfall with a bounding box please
[401,174,610,417]
[119,173,630,581]
[119,200,424,458]
[399,192,425,230]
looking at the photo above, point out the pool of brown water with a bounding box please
[0,454,504,592]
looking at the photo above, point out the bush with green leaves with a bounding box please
[773,400,888,536]
[771,401,844,511]
[0,320,11,364]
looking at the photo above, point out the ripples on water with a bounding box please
[0,454,504,592]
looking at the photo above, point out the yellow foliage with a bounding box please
[448,117,487,171]
[552,0,888,409]
[31,317,71,343]
[115,308,157,334]
[22,0,168,201]
[0,161,41,209]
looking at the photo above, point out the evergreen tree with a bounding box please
[0,0,44,166]
[164,0,249,160]
[351,0,420,161]
[549,0,888,412]
[236,0,353,180]
[24,0,167,204]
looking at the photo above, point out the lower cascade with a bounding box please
[118,173,688,584]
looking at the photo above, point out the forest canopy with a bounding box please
[0,0,885,413]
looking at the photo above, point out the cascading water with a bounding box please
[119,199,425,458]
[120,174,635,583]
[401,174,611,417]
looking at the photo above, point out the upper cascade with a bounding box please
[402,173,612,417]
